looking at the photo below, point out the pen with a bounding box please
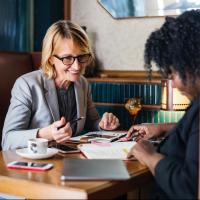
[57,116,84,130]
[70,116,85,125]
[133,133,144,142]
[110,133,127,142]
[130,130,146,142]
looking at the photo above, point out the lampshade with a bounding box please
[161,79,190,111]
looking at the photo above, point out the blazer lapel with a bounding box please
[74,80,85,133]
[43,75,60,122]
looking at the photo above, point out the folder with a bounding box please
[60,158,130,181]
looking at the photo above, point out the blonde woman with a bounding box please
[2,20,119,150]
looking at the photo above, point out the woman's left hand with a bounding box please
[99,112,120,130]
[127,139,164,175]
[127,140,156,164]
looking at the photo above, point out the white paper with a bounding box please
[78,141,136,160]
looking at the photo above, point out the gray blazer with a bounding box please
[2,70,100,150]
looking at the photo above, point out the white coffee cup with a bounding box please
[28,138,48,154]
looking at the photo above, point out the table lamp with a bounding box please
[161,79,190,111]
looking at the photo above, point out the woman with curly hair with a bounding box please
[127,10,200,199]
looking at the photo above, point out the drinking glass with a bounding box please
[125,98,142,124]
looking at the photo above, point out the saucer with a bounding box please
[16,148,58,159]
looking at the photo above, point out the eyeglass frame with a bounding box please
[53,54,91,66]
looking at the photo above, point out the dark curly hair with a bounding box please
[144,9,200,82]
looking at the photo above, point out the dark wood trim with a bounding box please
[98,70,162,79]
[142,105,161,109]
[88,78,161,84]
[94,102,161,110]
[87,70,162,83]
[64,0,71,20]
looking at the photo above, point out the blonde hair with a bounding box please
[41,20,94,79]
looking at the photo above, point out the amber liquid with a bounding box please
[125,98,142,124]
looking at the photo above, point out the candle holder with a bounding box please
[125,98,142,124]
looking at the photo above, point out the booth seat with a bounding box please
[0,51,41,150]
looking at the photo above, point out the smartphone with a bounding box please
[53,144,80,154]
[7,161,53,171]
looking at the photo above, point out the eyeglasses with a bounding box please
[53,54,91,66]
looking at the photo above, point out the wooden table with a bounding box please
[0,149,152,199]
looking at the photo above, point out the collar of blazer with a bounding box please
[43,72,85,133]
[43,73,60,122]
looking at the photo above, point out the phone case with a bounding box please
[7,161,53,171]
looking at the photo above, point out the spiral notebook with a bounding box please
[61,158,130,181]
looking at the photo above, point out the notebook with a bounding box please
[78,141,136,160]
[60,158,130,181]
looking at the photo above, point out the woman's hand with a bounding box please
[121,123,175,141]
[37,117,72,143]
[99,112,120,130]
[51,117,72,143]
[127,139,164,175]
[127,139,157,163]
[127,124,160,140]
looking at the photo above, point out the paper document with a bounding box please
[78,141,136,160]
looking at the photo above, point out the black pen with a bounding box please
[70,116,85,125]
[110,133,127,142]
[132,131,146,142]
[57,116,84,130]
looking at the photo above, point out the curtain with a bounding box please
[0,0,32,51]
